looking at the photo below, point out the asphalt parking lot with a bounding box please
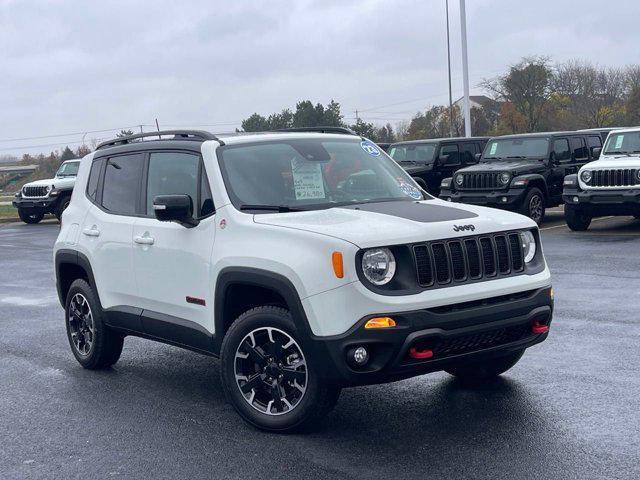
[1,212,639,480]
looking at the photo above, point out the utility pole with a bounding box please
[446,0,454,137]
[459,0,471,137]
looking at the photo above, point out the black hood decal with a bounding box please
[339,201,477,223]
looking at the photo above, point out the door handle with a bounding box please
[82,226,100,237]
[134,235,155,245]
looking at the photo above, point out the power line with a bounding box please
[0,125,153,144]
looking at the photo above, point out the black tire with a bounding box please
[413,176,429,192]
[55,196,71,221]
[565,204,592,231]
[65,279,124,369]
[519,188,546,225]
[445,349,525,383]
[18,209,44,224]
[220,306,341,433]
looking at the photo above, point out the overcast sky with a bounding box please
[1,0,639,156]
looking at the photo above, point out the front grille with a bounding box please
[460,172,500,190]
[410,324,531,361]
[412,232,525,288]
[589,169,639,188]
[22,186,49,197]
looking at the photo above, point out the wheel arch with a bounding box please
[54,249,99,308]
[213,267,312,354]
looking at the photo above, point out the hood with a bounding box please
[461,160,545,175]
[253,199,535,248]
[24,176,75,190]
[580,154,640,170]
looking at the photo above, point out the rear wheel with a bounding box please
[445,349,525,383]
[565,204,592,231]
[65,279,124,369]
[55,197,71,221]
[519,188,545,225]
[18,209,44,224]
[220,306,340,432]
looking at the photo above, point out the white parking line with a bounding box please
[541,216,615,231]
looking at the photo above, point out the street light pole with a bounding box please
[446,0,454,137]
[459,0,471,137]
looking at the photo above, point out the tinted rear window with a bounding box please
[101,154,144,215]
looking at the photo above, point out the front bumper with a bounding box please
[439,187,526,209]
[12,196,57,212]
[307,286,553,386]
[563,187,640,215]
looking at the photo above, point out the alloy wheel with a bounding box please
[68,293,95,356]
[529,194,543,223]
[234,327,307,416]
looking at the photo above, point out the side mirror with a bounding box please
[153,194,199,228]
[474,153,482,162]
[592,147,601,159]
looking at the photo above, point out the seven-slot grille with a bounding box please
[588,169,639,188]
[412,232,525,287]
[460,172,501,190]
[22,185,49,197]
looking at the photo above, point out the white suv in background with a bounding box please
[54,129,553,432]
[563,127,640,230]
[12,159,79,223]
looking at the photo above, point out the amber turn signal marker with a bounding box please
[332,251,344,278]
[364,317,396,329]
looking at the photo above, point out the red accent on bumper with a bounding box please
[531,320,549,334]
[409,347,434,359]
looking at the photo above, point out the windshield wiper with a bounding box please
[482,156,502,160]
[506,156,526,159]
[239,204,305,213]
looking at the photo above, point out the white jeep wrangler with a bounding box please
[563,127,640,230]
[13,159,79,223]
[54,129,553,432]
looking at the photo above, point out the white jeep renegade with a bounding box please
[54,128,553,432]
[563,127,640,230]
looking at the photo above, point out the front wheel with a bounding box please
[220,306,340,432]
[519,188,546,225]
[565,204,592,231]
[18,208,44,224]
[445,349,525,383]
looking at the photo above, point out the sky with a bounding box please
[1,0,639,156]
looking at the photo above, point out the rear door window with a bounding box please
[101,154,144,215]
[570,137,588,161]
[587,135,602,156]
[439,144,460,164]
[552,139,571,161]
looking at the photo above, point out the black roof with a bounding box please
[390,136,490,147]
[488,131,600,141]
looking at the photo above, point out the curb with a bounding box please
[0,217,20,224]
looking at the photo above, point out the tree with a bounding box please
[375,123,396,143]
[241,113,270,132]
[116,129,134,138]
[59,146,76,161]
[482,56,553,131]
[240,100,346,132]
[349,118,377,139]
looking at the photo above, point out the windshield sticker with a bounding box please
[614,135,624,149]
[360,140,381,157]
[291,158,326,200]
[489,143,497,155]
[397,179,423,200]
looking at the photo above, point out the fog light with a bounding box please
[501,197,508,203]
[352,347,369,366]
[364,317,396,329]
[573,196,579,203]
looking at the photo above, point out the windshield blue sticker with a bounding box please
[361,140,381,156]
[398,179,423,200]
[614,135,624,149]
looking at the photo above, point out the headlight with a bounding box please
[361,248,396,286]
[45,185,52,194]
[441,178,451,188]
[519,230,536,263]
[499,172,511,185]
[455,174,464,186]
[580,170,592,183]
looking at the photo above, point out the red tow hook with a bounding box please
[409,347,434,359]
[531,321,549,334]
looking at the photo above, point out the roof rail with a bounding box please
[96,130,224,150]
[273,126,358,135]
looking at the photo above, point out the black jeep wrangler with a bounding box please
[388,137,489,195]
[439,131,603,224]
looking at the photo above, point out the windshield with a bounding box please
[483,138,549,160]
[388,144,436,163]
[218,138,428,212]
[56,161,79,177]
[603,132,640,155]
